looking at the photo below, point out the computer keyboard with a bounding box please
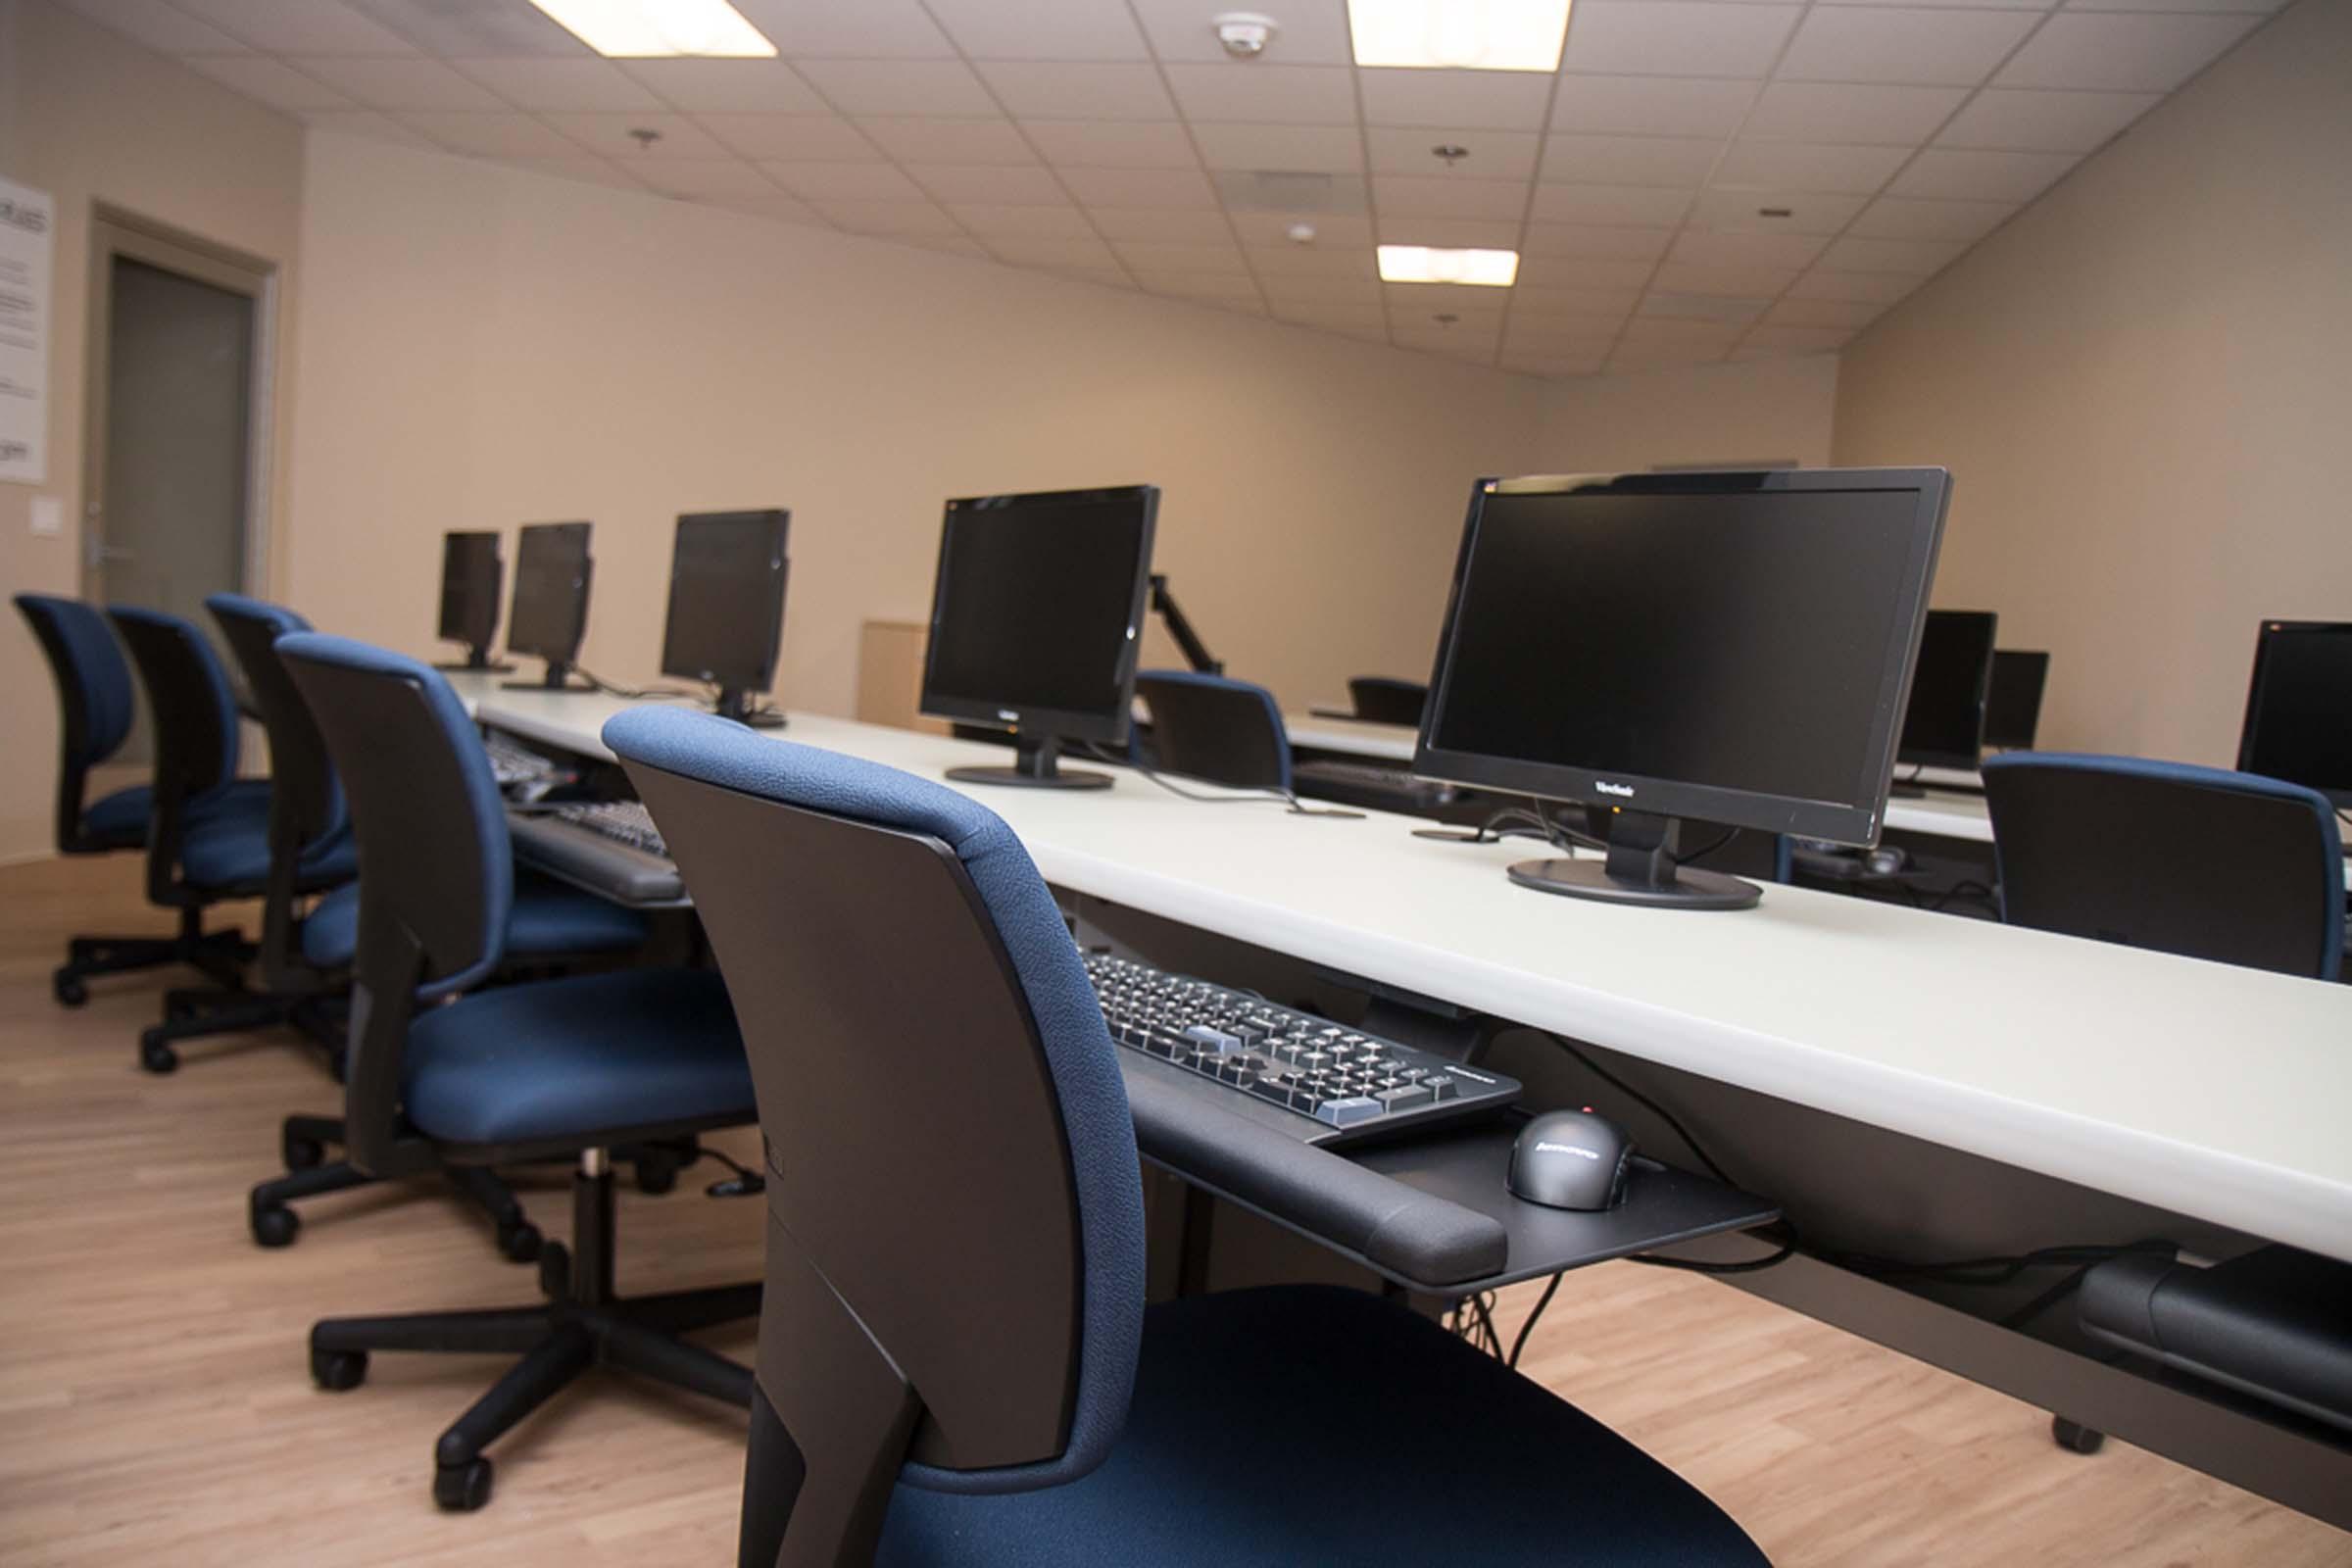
[1290,759,1461,811]
[550,799,667,857]
[483,731,563,790]
[1082,951,1518,1145]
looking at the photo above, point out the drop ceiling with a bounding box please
[65,0,2286,378]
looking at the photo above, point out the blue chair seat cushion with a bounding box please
[302,869,649,969]
[76,785,153,847]
[404,967,751,1149]
[178,813,357,893]
[877,1283,1768,1566]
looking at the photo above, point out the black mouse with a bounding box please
[1507,1108,1635,1211]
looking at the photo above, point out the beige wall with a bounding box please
[1538,354,1839,473]
[0,0,306,862]
[1834,0,2348,765]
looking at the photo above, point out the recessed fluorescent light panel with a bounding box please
[1378,246,1520,286]
[528,0,776,58]
[1348,0,1572,72]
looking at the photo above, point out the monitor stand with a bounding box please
[947,734,1111,792]
[1887,780,1929,799]
[434,643,514,674]
[501,661,595,694]
[715,685,786,730]
[1508,809,1758,910]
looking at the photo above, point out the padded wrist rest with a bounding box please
[508,810,683,905]
[1122,1063,1509,1288]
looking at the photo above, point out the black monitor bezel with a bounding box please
[659,509,792,694]
[505,521,594,666]
[1983,649,2050,752]
[917,484,1159,748]
[1896,608,1998,772]
[436,530,503,650]
[2238,618,2352,808]
[1412,467,1952,847]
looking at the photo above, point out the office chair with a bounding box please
[209,596,653,1259]
[1982,753,2342,980]
[1134,668,1294,792]
[277,634,758,1514]
[1347,674,1428,726]
[15,593,268,1004]
[605,707,1768,1568]
[104,606,359,1072]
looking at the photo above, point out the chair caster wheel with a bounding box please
[499,1221,543,1264]
[139,1035,179,1074]
[54,971,89,1007]
[312,1348,367,1391]
[2052,1416,2105,1454]
[252,1202,300,1249]
[434,1457,493,1512]
[282,1136,324,1170]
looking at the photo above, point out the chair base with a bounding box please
[137,985,341,1075]
[53,908,250,1007]
[251,1115,544,1262]
[309,1154,759,1513]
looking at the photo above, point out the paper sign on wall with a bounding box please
[0,175,55,484]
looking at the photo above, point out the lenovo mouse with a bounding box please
[1508,1108,1635,1211]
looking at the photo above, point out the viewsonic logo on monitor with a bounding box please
[1595,780,1635,798]
[997,709,1019,722]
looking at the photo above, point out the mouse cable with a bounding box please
[1541,1033,1735,1188]
[1080,744,1364,817]
[1505,1273,1562,1369]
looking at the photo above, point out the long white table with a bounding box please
[471,688,2352,1268]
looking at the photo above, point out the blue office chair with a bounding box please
[605,707,1769,1568]
[14,593,268,1004]
[1982,753,2342,981]
[277,634,758,1514]
[1134,668,1295,794]
[208,596,652,1258]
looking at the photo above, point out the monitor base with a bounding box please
[947,764,1113,792]
[436,658,514,674]
[712,686,785,729]
[1887,780,1929,799]
[502,662,594,694]
[1508,857,1760,910]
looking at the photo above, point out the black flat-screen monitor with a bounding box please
[1896,609,1998,773]
[504,521,594,691]
[1415,467,1950,908]
[435,531,506,670]
[2238,620,2352,808]
[1984,650,2049,752]
[660,509,791,727]
[920,484,1158,791]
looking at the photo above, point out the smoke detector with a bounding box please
[1213,12,1278,58]
[1286,221,1317,245]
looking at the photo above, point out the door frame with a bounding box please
[79,207,278,603]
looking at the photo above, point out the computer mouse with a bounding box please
[1507,1108,1635,1211]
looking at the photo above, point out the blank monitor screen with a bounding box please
[660,510,789,693]
[1419,469,1947,845]
[437,531,502,650]
[507,521,592,664]
[1897,610,1998,770]
[1984,650,2049,751]
[920,485,1157,741]
[2238,620,2352,806]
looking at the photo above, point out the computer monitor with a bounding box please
[502,521,594,692]
[2237,620,2352,808]
[1414,467,1951,909]
[660,509,790,728]
[1895,609,1999,780]
[1984,650,2050,752]
[919,484,1159,791]
[433,531,510,671]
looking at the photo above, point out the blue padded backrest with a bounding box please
[205,594,349,845]
[274,634,513,1000]
[14,593,138,767]
[604,707,1146,1494]
[1984,752,2343,982]
[1135,668,1293,793]
[104,605,243,799]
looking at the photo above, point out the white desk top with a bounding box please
[474,688,2352,1265]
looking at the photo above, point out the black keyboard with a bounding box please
[1082,951,1518,1145]
[1291,759,1460,810]
[508,801,682,904]
[551,800,667,856]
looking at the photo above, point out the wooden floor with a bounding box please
[0,854,2342,1567]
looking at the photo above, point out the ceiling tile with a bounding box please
[1849,196,2016,243]
[64,0,249,54]
[809,199,965,236]
[1652,261,1801,296]
[977,63,1175,121]
[304,56,508,110]
[1023,121,1200,168]
[1504,321,1619,352]
[1711,139,1908,193]
[1670,227,1830,268]
[1642,293,1771,327]
[1367,127,1541,180]
[1547,75,1759,138]
[1193,123,1365,173]
[704,116,882,161]
[397,112,584,159]
[1359,69,1554,130]
[2061,0,2281,11]
[695,189,825,222]
[1502,350,1610,375]
[727,0,955,59]
[1541,134,1722,188]
[545,112,732,159]
[1811,0,2053,7]
[1995,12,2259,92]
[1730,325,1851,359]
[796,61,996,118]
[1817,234,1968,273]
[1690,188,1865,234]
[854,117,1034,164]
[1764,297,1883,329]
[1270,302,1392,331]
[900,234,994,258]
[1890,147,2078,202]
[300,108,440,148]
[343,0,588,56]
[504,156,650,192]
[620,60,828,114]
[1229,211,1374,246]
[1131,0,1355,63]
[1247,245,1380,278]
[1212,168,1370,216]
[923,0,1149,60]
[1372,176,1531,220]
[983,234,1119,267]
[1163,65,1358,125]
[1090,208,1239,242]
[907,165,1071,205]
[1374,217,1524,248]
[632,160,780,200]
[1560,2,1801,78]
[1531,184,1692,226]
[1111,239,1250,272]
[1936,88,2159,151]
[1511,283,1642,314]
[1611,342,1730,370]
[764,160,928,202]
[174,0,416,54]
[1040,264,1138,289]
[947,203,1098,237]
[1622,318,1742,347]
[1261,274,1384,305]
[1513,255,1658,289]
[1521,223,1676,260]
[1742,83,1969,145]
[1058,167,1219,208]
[181,55,356,110]
[1137,271,1263,302]
[1778,8,2041,87]
[451,58,662,112]
[1785,269,1922,304]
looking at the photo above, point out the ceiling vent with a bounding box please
[1211,170,1369,217]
